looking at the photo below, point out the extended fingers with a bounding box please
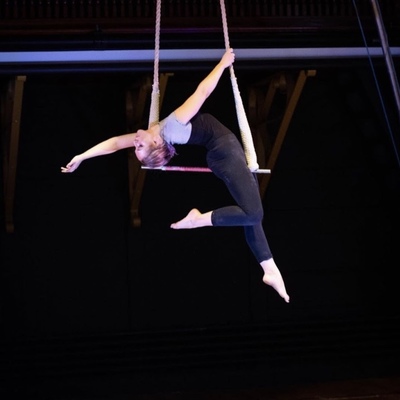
[61,165,73,173]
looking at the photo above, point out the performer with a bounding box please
[62,49,290,303]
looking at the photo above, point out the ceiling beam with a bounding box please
[1,47,399,66]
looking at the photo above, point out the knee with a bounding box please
[246,206,263,225]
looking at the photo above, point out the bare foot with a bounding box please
[261,259,290,303]
[170,209,212,229]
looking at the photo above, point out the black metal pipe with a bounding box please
[370,0,400,120]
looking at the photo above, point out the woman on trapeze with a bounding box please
[61,48,290,303]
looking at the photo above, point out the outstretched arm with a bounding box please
[61,133,135,173]
[174,49,235,124]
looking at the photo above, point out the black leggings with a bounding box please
[191,114,273,263]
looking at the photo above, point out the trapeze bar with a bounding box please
[1,47,399,65]
[142,166,271,173]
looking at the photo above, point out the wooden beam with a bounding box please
[261,70,316,197]
[248,70,316,198]
[248,72,287,168]
[2,76,26,233]
[126,72,173,228]
[126,75,151,228]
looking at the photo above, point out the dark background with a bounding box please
[1,62,400,397]
[1,1,400,397]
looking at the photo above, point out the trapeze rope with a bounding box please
[352,0,400,167]
[219,0,259,172]
[148,0,161,128]
[144,0,266,174]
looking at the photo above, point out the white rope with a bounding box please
[219,0,259,172]
[148,0,161,128]
[146,0,260,173]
